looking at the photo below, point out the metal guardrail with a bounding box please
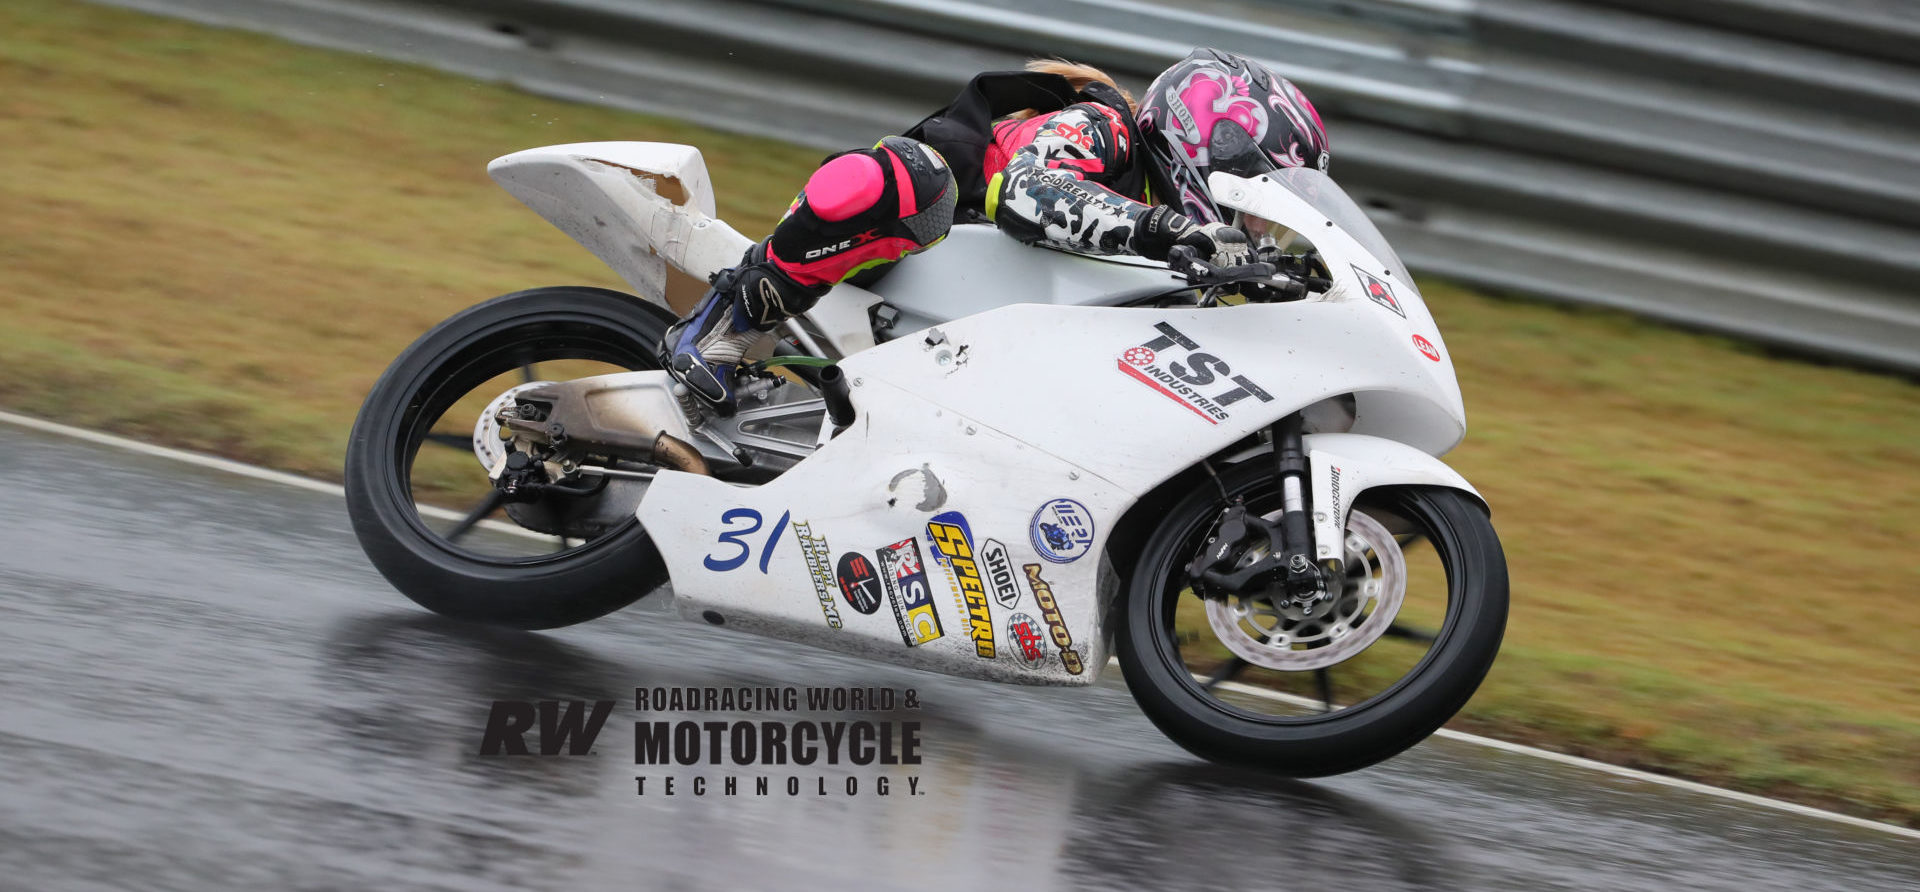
[94,0,1920,372]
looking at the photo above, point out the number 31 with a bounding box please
[703,508,791,573]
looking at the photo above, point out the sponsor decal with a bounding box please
[1030,498,1095,564]
[926,511,996,659]
[876,538,943,647]
[1053,121,1094,151]
[1328,465,1343,522]
[1022,564,1085,675]
[1412,334,1441,362]
[836,552,882,615]
[980,538,1022,610]
[1351,265,1404,318]
[1117,322,1273,424]
[791,522,843,629]
[803,229,878,260]
[1006,612,1048,669]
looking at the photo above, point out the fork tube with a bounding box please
[1272,415,1313,561]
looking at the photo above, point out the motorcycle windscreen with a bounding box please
[1250,167,1417,288]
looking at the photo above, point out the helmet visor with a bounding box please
[1207,118,1279,179]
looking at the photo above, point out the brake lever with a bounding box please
[1210,261,1277,282]
[1166,245,1213,284]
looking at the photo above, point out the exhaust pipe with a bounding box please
[651,432,711,477]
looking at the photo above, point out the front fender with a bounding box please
[1303,433,1486,562]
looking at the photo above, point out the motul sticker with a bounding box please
[1352,265,1404,318]
[1117,322,1273,424]
[1412,334,1441,362]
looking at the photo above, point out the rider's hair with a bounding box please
[1007,58,1137,119]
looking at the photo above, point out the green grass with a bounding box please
[4,0,1916,825]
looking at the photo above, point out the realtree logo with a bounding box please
[478,699,616,755]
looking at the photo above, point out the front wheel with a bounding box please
[1116,461,1508,775]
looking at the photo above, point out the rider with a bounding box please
[662,48,1333,407]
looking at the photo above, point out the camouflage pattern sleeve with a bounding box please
[986,104,1153,255]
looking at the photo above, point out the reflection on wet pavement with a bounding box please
[0,424,1913,891]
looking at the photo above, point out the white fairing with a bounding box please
[484,142,1483,686]
[862,226,1169,335]
[487,142,753,308]
[641,294,1472,686]
[640,384,1121,685]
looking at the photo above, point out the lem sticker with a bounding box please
[1030,498,1095,564]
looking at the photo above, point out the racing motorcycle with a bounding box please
[345,141,1508,775]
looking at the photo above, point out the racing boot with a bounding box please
[662,241,828,407]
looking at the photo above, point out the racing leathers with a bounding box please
[663,105,1247,407]
[985,102,1249,265]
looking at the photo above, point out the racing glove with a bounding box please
[1131,205,1252,267]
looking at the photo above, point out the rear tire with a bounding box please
[1117,462,1508,775]
[344,286,676,630]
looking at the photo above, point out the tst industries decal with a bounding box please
[1118,322,1273,424]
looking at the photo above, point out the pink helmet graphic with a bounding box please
[1137,48,1331,223]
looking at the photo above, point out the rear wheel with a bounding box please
[1117,460,1508,775]
[344,286,676,629]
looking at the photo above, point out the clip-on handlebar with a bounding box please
[1165,246,1333,303]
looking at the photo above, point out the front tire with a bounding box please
[1117,461,1508,775]
[344,286,677,630]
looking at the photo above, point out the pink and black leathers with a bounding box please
[663,49,1331,407]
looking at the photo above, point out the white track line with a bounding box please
[0,409,550,541]
[3,408,1914,839]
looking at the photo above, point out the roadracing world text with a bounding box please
[479,686,926,798]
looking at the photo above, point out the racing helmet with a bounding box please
[1136,48,1331,224]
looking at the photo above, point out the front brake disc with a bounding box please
[1203,509,1406,671]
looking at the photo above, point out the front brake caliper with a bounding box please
[1187,500,1331,607]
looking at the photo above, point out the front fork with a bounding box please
[1271,415,1337,601]
[1186,414,1339,603]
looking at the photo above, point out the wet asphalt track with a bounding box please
[0,421,1914,892]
